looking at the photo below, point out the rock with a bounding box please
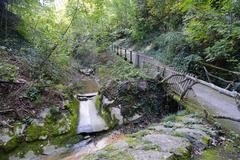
[101,79,178,122]
[39,135,48,140]
[110,107,123,125]
[128,114,142,122]
[118,80,131,93]
[79,68,94,76]
[0,128,18,151]
[58,116,71,134]
[43,145,65,155]
[9,150,38,160]
[0,46,7,50]
[14,124,26,136]
[112,140,129,150]
[130,150,173,160]
[142,134,191,153]
[137,80,148,91]
[102,96,114,106]
[25,124,48,142]
[148,125,173,134]
[174,127,212,151]
[40,108,50,119]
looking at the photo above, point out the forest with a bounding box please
[0,0,240,160]
[1,0,240,84]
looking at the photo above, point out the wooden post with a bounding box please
[117,46,119,55]
[124,49,127,61]
[135,54,140,68]
[130,51,133,64]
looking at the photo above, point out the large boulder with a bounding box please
[99,79,180,124]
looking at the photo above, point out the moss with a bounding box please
[176,110,190,116]
[130,130,151,139]
[25,125,48,142]
[2,136,19,152]
[142,143,161,151]
[198,149,220,160]
[172,95,202,114]
[174,146,191,160]
[171,131,188,138]
[125,137,143,148]
[163,114,176,122]
[49,133,82,147]
[95,93,118,129]
[2,140,48,159]
[83,150,134,160]
[163,121,174,128]
[175,116,185,122]
[54,84,68,92]
[202,136,210,145]
[25,114,71,142]
[95,94,101,111]
[65,97,79,131]
[1,97,81,159]
[104,144,114,151]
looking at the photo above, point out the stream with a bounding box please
[41,77,122,160]
[6,77,119,160]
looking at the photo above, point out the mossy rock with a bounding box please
[25,98,78,142]
[83,150,134,160]
[197,149,220,160]
[65,97,79,131]
[96,93,118,129]
[25,125,48,142]
[174,146,192,160]
[0,136,19,152]
[202,135,211,145]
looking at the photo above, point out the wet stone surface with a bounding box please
[80,113,222,160]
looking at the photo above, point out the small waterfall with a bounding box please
[77,93,108,134]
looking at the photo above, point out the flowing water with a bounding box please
[77,93,108,133]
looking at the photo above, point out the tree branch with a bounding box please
[213,115,240,123]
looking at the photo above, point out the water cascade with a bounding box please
[77,93,108,134]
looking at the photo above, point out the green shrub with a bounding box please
[24,85,45,102]
[0,62,17,82]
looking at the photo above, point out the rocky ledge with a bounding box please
[82,111,223,160]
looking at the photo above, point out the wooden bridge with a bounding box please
[111,44,240,132]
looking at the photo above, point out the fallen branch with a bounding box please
[0,121,14,128]
[0,79,25,84]
[203,66,211,83]
[213,115,240,123]
[207,72,232,84]
[200,61,240,76]
[0,109,14,114]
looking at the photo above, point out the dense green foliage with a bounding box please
[2,0,240,84]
